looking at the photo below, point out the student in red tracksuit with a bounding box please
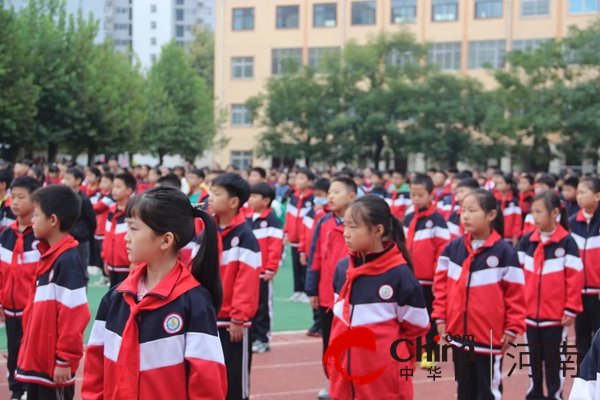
[433,189,526,400]
[518,174,535,219]
[571,177,600,364]
[298,178,330,265]
[517,190,583,400]
[284,168,315,301]
[103,173,136,287]
[247,183,283,354]
[209,173,261,400]
[82,186,226,400]
[306,177,357,399]
[0,177,40,400]
[437,172,470,221]
[403,174,450,367]
[387,169,411,221]
[17,185,91,400]
[328,196,429,400]
[447,178,480,241]
[0,169,16,232]
[493,172,522,246]
[433,170,452,210]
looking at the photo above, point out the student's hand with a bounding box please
[0,308,5,323]
[103,262,109,276]
[562,315,575,327]
[501,334,516,354]
[310,296,319,310]
[229,323,244,343]
[299,253,307,266]
[436,323,446,339]
[53,365,71,384]
[283,237,290,246]
[263,274,274,282]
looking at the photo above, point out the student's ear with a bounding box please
[551,207,561,220]
[349,192,357,200]
[50,214,60,228]
[373,224,385,238]
[594,192,600,203]
[486,209,498,223]
[229,196,240,210]
[126,188,133,197]
[0,182,6,191]
[160,232,175,251]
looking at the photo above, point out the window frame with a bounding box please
[230,151,253,170]
[432,0,459,21]
[150,21,157,29]
[151,4,157,13]
[231,57,254,79]
[231,105,253,127]
[427,42,462,70]
[474,0,503,19]
[568,0,599,14]
[276,5,300,29]
[150,37,157,45]
[272,48,303,75]
[232,7,254,31]
[351,1,377,25]
[391,0,417,23]
[175,25,184,37]
[313,3,337,27]
[176,9,184,21]
[520,0,551,17]
[467,39,506,69]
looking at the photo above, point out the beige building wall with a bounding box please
[213,0,599,169]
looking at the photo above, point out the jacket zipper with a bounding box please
[348,303,356,400]
[583,222,590,292]
[463,268,474,336]
[535,247,543,322]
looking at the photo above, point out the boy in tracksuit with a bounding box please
[403,174,450,368]
[0,177,40,400]
[248,183,283,354]
[284,168,315,302]
[102,173,136,288]
[209,173,261,400]
[306,177,357,400]
[388,169,411,221]
[447,178,480,241]
[16,185,90,400]
[0,169,16,232]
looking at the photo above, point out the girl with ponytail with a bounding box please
[327,195,429,400]
[82,186,226,400]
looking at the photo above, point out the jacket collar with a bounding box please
[529,224,569,244]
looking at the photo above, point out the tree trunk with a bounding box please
[48,142,59,163]
[158,150,166,166]
[87,144,97,167]
[128,152,134,167]
[373,137,384,168]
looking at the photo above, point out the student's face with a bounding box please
[353,176,363,187]
[32,204,56,239]
[433,172,446,188]
[248,171,263,186]
[492,175,508,193]
[371,175,382,186]
[209,185,237,215]
[10,187,34,218]
[148,169,160,184]
[460,195,496,236]
[455,187,472,205]
[86,172,99,185]
[577,183,600,211]
[112,178,132,201]
[328,181,355,213]
[391,173,404,188]
[277,174,287,186]
[139,166,149,179]
[343,208,381,254]
[518,178,532,194]
[450,178,461,192]
[186,173,202,189]
[62,174,81,192]
[248,194,269,212]
[562,185,577,202]
[26,169,37,180]
[125,216,166,264]
[100,177,113,192]
[295,173,310,191]
[535,184,551,195]
[530,199,558,232]
[410,184,433,210]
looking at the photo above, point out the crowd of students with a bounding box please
[0,158,600,399]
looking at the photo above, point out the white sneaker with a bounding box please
[289,292,302,302]
[92,276,110,287]
[317,382,331,399]
[298,293,310,303]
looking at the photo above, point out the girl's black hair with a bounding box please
[464,189,505,237]
[125,186,223,312]
[531,191,570,231]
[30,167,45,184]
[497,173,519,199]
[348,195,414,270]
[580,177,600,194]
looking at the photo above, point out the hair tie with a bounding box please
[193,207,205,218]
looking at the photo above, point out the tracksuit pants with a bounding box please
[455,353,503,400]
[219,326,253,400]
[576,294,600,365]
[422,285,438,352]
[251,278,273,343]
[27,384,74,400]
[6,316,26,397]
[524,325,568,400]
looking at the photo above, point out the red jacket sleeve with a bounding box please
[564,238,584,317]
[501,251,526,337]
[230,240,261,324]
[432,248,451,323]
[265,227,283,275]
[513,207,523,241]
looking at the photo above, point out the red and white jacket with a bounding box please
[447,208,463,241]
[432,232,526,354]
[517,225,583,327]
[0,222,39,317]
[16,235,90,387]
[93,192,115,240]
[329,244,430,400]
[494,191,523,241]
[284,189,314,246]
[215,212,261,327]
[82,261,226,400]
[437,191,458,221]
[570,207,600,294]
[0,196,16,232]
[298,205,329,256]
[386,191,412,221]
[248,208,283,277]
[102,205,129,272]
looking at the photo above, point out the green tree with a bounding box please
[188,26,214,93]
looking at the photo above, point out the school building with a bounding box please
[211,0,599,171]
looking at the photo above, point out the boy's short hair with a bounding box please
[564,176,580,189]
[212,172,250,208]
[10,176,41,194]
[456,178,480,190]
[48,165,59,174]
[453,172,471,181]
[339,167,355,178]
[115,173,137,192]
[250,167,267,179]
[66,167,85,183]
[493,169,504,176]
[102,172,115,181]
[31,185,82,232]
[435,170,448,178]
[536,173,556,189]
[156,174,181,188]
[297,168,315,181]
[521,174,534,186]
[189,169,206,179]
[410,173,434,193]
[331,177,358,194]
[88,167,102,178]
[0,169,13,187]
[372,169,383,179]
[313,178,331,193]
[392,169,406,177]
[250,182,276,206]
[427,168,437,174]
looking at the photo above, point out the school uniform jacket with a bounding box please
[519,191,534,217]
[435,186,452,214]
[0,222,39,317]
[517,226,583,327]
[249,208,283,277]
[447,208,463,241]
[16,235,90,387]
[437,192,458,221]
[81,262,227,400]
[305,213,348,308]
[369,186,390,199]
[403,205,450,286]
[0,196,16,232]
[386,191,412,221]
[571,329,600,400]
[298,206,329,256]
[216,212,261,328]
[329,245,430,400]
[432,235,526,354]
[102,204,129,272]
[136,179,152,194]
[570,208,600,295]
[495,191,523,240]
[93,192,115,240]
[284,189,314,246]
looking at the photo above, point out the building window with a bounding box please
[176,0,184,5]
[176,40,186,47]
[231,105,252,126]
[151,4,156,13]
[352,1,376,25]
[176,9,184,21]
[432,0,458,21]
[391,0,417,23]
[387,49,414,68]
[468,40,506,69]
[521,0,550,16]
[151,21,157,29]
[151,54,157,63]
[475,0,503,18]
[308,47,339,71]
[277,5,299,28]
[114,23,129,29]
[187,8,196,15]
[151,37,157,45]
[272,48,303,74]
[427,42,462,70]
[230,151,253,170]
[569,0,598,13]
[233,8,254,30]
[512,38,549,52]
[232,57,254,79]
[314,3,337,26]
[176,25,184,37]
